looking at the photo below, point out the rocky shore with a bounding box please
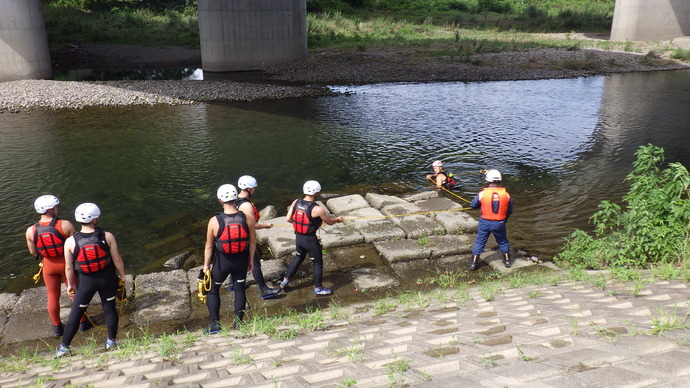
[1,38,689,113]
[1,191,551,347]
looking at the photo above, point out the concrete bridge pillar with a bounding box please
[198,0,307,72]
[0,0,52,81]
[611,0,690,41]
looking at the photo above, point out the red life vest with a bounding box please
[33,218,66,259]
[291,199,322,235]
[215,212,249,254]
[440,171,458,189]
[235,198,260,223]
[73,229,111,273]
[480,186,510,221]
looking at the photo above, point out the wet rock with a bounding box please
[343,207,406,243]
[348,267,400,290]
[481,251,537,272]
[12,287,46,314]
[365,193,409,209]
[0,293,19,339]
[380,202,444,239]
[0,292,19,315]
[134,270,190,324]
[320,221,364,249]
[374,239,432,263]
[404,191,439,202]
[326,194,370,214]
[426,235,473,258]
[259,205,277,221]
[257,216,297,258]
[413,197,464,213]
[433,211,479,234]
[163,251,192,269]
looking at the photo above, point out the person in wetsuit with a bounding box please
[236,175,281,299]
[280,180,343,296]
[203,184,256,334]
[56,203,126,357]
[426,160,458,189]
[25,195,92,336]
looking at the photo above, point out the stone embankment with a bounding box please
[0,191,550,345]
[1,276,689,387]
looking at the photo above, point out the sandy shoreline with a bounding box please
[2,42,689,113]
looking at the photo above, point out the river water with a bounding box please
[1,70,689,293]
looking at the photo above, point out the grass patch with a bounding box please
[649,304,690,336]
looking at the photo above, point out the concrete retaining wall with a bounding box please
[198,0,307,72]
[0,0,52,81]
[611,0,690,41]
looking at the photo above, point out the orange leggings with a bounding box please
[43,257,67,326]
[42,257,85,326]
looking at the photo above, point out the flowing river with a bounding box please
[1,69,689,293]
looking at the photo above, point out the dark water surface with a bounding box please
[2,70,689,293]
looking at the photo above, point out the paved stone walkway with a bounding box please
[1,277,688,387]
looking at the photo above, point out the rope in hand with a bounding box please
[32,262,43,284]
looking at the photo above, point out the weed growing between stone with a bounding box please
[329,339,365,363]
[649,304,690,337]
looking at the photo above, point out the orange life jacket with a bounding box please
[479,186,510,221]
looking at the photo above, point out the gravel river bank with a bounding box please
[2,39,689,112]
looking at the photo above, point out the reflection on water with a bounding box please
[53,68,203,81]
[1,70,689,292]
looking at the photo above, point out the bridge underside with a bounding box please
[611,0,690,41]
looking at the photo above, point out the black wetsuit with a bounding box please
[235,198,270,292]
[61,233,118,347]
[208,212,249,325]
[285,199,325,287]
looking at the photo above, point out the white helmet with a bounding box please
[485,169,502,182]
[237,175,257,190]
[303,180,321,195]
[74,203,101,223]
[432,160,443,167]
[217,184,238,202]
[34,195,60,214]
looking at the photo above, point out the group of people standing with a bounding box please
[25,197,126,357]
[25,163,511,356]
[202,176,343,334]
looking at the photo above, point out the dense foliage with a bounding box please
[556,144,690,269]
[41,0,616,47]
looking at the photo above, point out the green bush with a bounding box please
[555,144,690,269]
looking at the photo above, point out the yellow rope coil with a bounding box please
[32,262,43,284]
